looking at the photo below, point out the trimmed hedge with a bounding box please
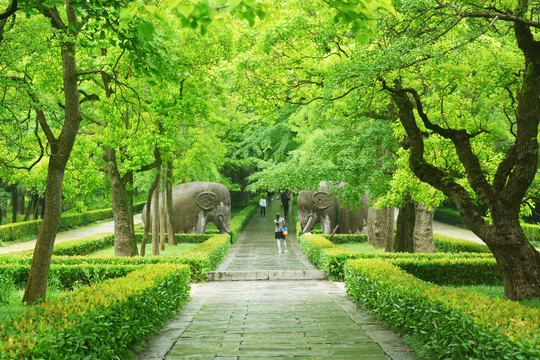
[229,202,258,242]
[434,207,468,228]
[1,234,230,282]
[0,263,139,289]
[522,223,540,243]
[389,257,502,286]
[345,259,539,359]
[0,264,190,359]
[134,233,212,244]
[434,234,491,253]
[299,234,494,281]
[0,209,112,244]
[0,202,146,244]
[321,234,368,244]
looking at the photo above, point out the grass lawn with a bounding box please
[443,285,540,309]
[88,242,200,257]
[336,242,385,254]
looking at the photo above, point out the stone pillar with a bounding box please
[413,202,436,253]
[367,207,394,251]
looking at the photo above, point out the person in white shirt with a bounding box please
[274,213,288,253]
[259,196,267,216]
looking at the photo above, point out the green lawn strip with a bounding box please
[345,259,540,359]
[0,264,190,359]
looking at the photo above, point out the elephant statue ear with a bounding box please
[312,192,334,209]
[195,191,219,211]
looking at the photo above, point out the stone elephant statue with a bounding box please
[142,181,231,234]
[297,182,368,234]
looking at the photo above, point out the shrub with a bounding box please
[390,257,502,286]
[345,259,540,359]
[229,203,258,242]
[299,234,493,281]
[433,207,468,228]
[321,234,368,244]
[522,223,540,243]
[434,234,491,253]
[0,264,191,359]
[0,264,138,289]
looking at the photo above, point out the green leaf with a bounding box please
[138,21,155,40]
[177,4,195,19]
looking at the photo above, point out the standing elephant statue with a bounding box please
[142,181,231,234]
[297,182,368,234]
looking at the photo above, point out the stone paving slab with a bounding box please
[136,281,417,360]
[206,270,327,281]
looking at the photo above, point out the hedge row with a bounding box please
[229,202,258,242]
[0,234,230,282]
[434,208,540,244]
[299,234,493,281]
[434,234,491,253]
[321,234,367,244]
[345,259,539,359]
[0,202,146,244]
[0,264,190,359]
[0,264,139,289]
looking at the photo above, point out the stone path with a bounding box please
[136,200,418,359]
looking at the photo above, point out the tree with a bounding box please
[376,1,540,300]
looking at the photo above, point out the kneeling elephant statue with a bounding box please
[297,181,368,234]
[142,181,231,234]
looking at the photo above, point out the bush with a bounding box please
[0,264,191,359]
[0,234,231,283]
[299,234,493,281]
[434,234,491,253]
[0,263,139,289]
[434,207,468,228]
[345,259,540,359]
[390,257,502,286]
[321,234,368,244]
[134,233,212,244]
[522,223,540,243]
[229,202,258,242]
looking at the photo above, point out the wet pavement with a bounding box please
[136,200,418,360]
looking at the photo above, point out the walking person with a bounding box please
[281,190,290,217]
[274,213,288,253]
[259,196,267,216]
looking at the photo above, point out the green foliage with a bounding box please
[0,275,16,305]
[434,235,491,254]
[434,208,469,229]
[321,234,367,244]
[299,234,493,281]
[345,259,540,359]
[0,264,191,359]
[522,223,540,244]
[0,209,114,243]
[0,264,138,290]
[229,201,258,242]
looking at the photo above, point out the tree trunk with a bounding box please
[151,169,161,256]
[23,2,81,304]
[166,160,176,246]
[159,174,166,251]
[413,202,436,253]
[105,147,137,257]
[141,170,160,256]
[11,184,18,223]
[367,206,394,251]
[395,196,415,252]
[24,192,37,221]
